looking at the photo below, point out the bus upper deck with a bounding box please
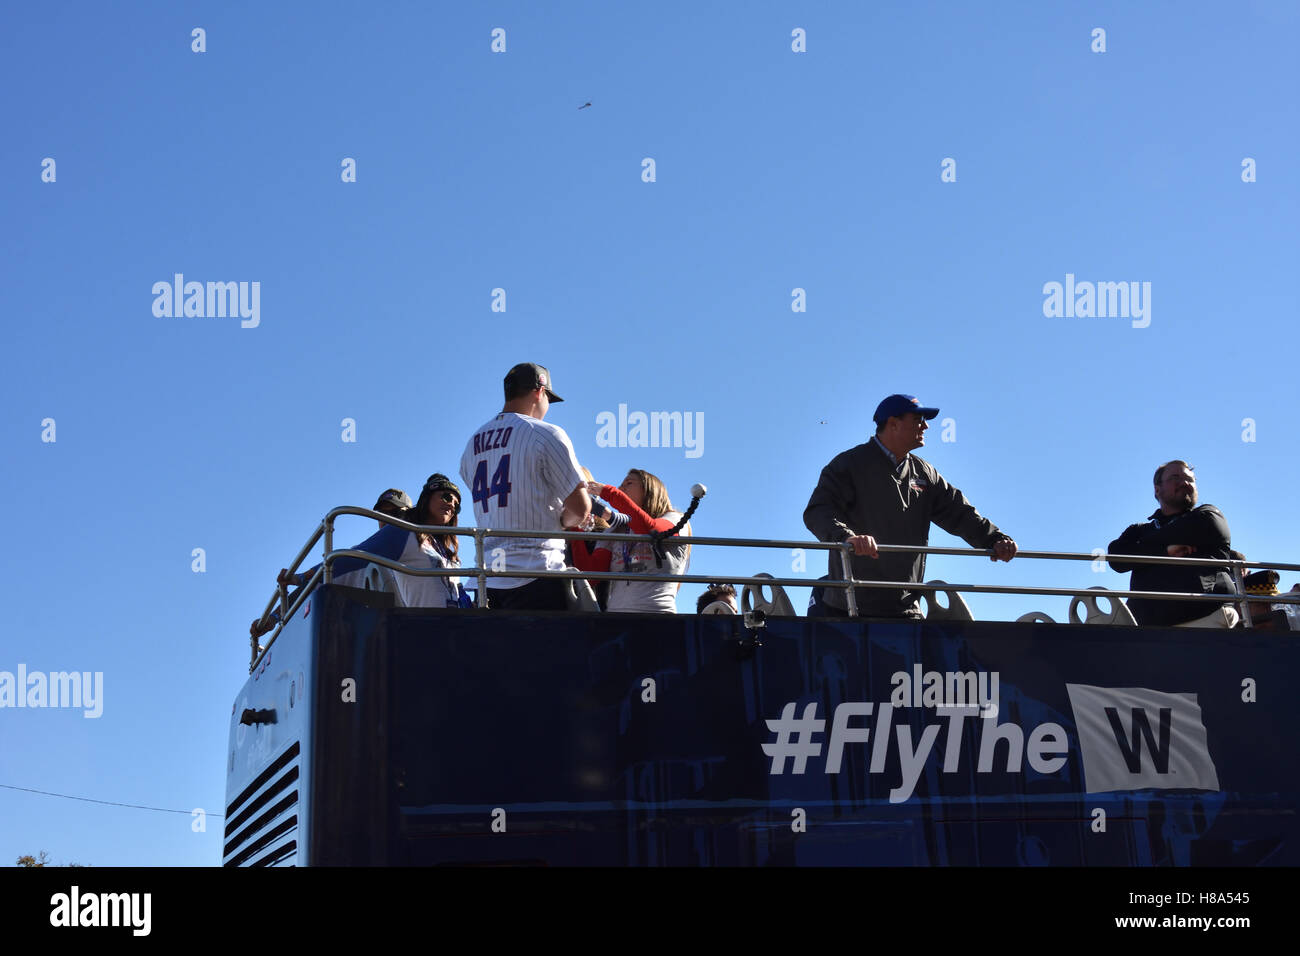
[224,508,1300,867]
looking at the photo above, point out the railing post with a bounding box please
[1233,561,1252,629]
[841,543,859,617]
[475,530,488,608]
[323,517,334,584]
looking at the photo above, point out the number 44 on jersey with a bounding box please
[472,456,512,512]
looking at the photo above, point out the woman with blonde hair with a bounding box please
[579,469,691,613]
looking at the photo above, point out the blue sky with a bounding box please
[2,1,1296,865]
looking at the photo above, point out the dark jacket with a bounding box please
[803,440,1008,618]
[1106,505,1235,626]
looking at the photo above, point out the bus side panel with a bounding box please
[377,612,1300,866]
[307,585,396,866]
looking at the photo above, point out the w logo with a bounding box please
[1066,685,1219,793]
[1105,706,1171,774]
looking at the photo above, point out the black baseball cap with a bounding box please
[873,394,940,425]
[420,473,462,515]
[373,488,413,511]
[504,362,563,402]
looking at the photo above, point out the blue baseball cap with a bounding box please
[873,394,940,425]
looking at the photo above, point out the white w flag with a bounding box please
[1066,684,1219,793]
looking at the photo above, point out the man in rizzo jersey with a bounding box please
[460,362,590,611]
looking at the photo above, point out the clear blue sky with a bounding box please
[2,1,1296,866]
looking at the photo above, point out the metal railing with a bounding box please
[248,505,1300,671]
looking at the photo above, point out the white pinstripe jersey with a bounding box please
[459,411,586,587]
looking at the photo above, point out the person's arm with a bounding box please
[545,429,590,529]
[1110,508,1232,568]
[561,484,591,529]
[803,453,858,544]
[595,485,675,535]
[1106,523,1152,572]
[327,523,413,577]
[1182,506,1232,556]
[927,468,1013,559]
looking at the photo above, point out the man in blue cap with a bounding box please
[803,394,1017,619]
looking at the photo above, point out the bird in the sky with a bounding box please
[579,102,592,109]
[818,420,828,425]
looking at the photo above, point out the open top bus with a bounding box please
[224,507,1300,866]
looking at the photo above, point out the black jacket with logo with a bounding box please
[1106,505,1234,626]
[803,440,1008,618]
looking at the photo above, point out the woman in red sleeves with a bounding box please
[574,469,692,613]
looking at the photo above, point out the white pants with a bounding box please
[1175,605,1241,629]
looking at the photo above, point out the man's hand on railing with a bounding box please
[250,618,274,640]
[846,534,879,559]
[991,538,1018,562]
[1166,544,1195,557]
[277,568,297,588]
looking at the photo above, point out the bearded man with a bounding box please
[1106,460,1238,626]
